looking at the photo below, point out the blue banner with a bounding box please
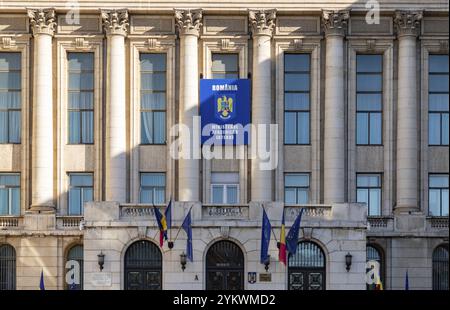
[200,79,250,145]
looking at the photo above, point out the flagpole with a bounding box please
[260,204,279,243]
[173,205,194,243]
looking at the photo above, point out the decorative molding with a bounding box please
[439,40,449,53]
[366,39,376,52]
[1,37,16,49]
[220,38,233,50]
[174,9,203,37]
[147,38,161,50]
[73,37,90,50]
[290,38,303,50]
[394,10,423,37]
[137,226,148,238]
[220,226,230,238]
[101,9,129,36]
[248,9,277,37]
[321,10,349,36]
[27,8,56,36]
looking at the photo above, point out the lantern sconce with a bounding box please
[345,252,352,272]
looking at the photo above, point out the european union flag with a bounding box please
[405,270,409,290]
[260,209,272,264]
[39,270,45,290]
[286,208,304,255]
[165,197,172,230]
[182,208,193,262]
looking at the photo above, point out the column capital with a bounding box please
[321,10,349,37]
[101,9,129,37]
[248,9,277,37]
[394,10,423,37]
[175,9,203,37]
[27,8,56,36]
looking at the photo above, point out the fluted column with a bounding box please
[175,9,202,201]
[102,10,128,202]
[394,11,422,211]
[322,10,349,204]
[249,10,276,202]
[28,9,56,209]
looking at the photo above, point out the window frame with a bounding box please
[0,52,22,144]
[0,173,20,216]
[210,183,240,205]
[139,53,167,145]
[355,54,383,146]
[66,52,95,145]
[210,53,240,79]
[356,173,383,216]
[428,54,449,146]
[428,173,449,217]
[284,173,310,205]
[139,172,166,204]
[67,172,94,215]
[283,53,311,145]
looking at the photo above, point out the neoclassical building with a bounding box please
[0,0,448,290]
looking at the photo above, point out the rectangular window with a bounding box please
[211,172,239,204]
[0,52,21,144]
[140,54,166,144]
[356,174,382,216]
[68,53,94,144]
[211,53,239,79]
[428,55,449,146]
[284,54,310,145]
[68,173,93,215]
[356,55,383,145]
[140,172,166,204]
[0,173,20,215]
[429,174,449,216]
[284,173,310,204]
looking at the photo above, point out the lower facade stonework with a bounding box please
[1,202,447,290]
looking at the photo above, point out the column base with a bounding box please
[28,204,55,213]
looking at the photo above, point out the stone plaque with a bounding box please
[90,272,112,287]
[259,273,272,282]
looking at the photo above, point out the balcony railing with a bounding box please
[120,204,166,219]
[0,216,22,229]
[202,204,249,220]
[284,204,332,220]
[56,216,84,229]
[368,216,393,229]
[427,216,449,229]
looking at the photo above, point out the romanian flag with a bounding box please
[278,209,287,265]
[153,206,168,247]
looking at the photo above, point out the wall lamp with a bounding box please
[264,255,271,272]
[180,252,187,272]
[345,252,352,272]
[98,251,105,271]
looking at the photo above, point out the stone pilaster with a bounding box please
[394,11,422,212]
[249,10,276,202]
[28,8,56,210]
[175,9,202,202]
[102,9,129,202]
[322,10,349,204]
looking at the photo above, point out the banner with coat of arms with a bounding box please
[200,79,251,145]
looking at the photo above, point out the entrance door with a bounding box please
[206,240,244,290]
[124,240,162,290]
[288,241,326,290]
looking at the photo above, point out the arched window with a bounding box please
[66,245,83,290]
[288,241,326,290]
[366,244,384,290]
[206,240,244,290]
[0,244,16,290]
[432,244,449,290]
[124,240,162,290]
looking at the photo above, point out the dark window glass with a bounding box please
[429,55,449,146]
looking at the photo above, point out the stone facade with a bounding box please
[0,0,448,290]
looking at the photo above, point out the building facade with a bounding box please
[0,0,448,290]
